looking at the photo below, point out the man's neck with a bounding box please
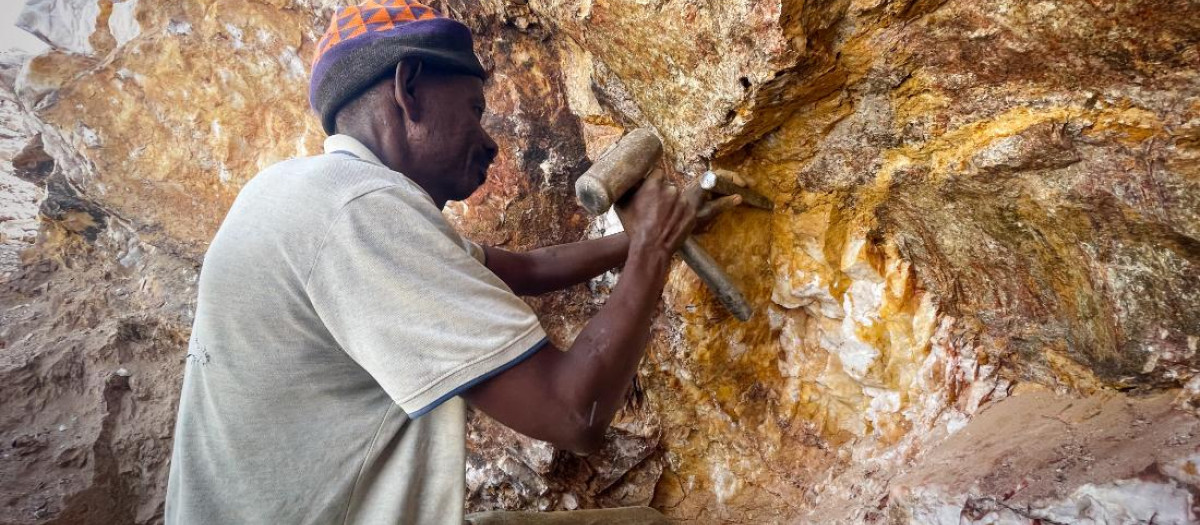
[340,128,448,209]
[341,128,390,168]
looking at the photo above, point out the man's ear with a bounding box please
[394,58,423,122]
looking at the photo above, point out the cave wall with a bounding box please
[1,0,1198,523]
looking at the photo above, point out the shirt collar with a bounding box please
[322,133,441,206]
[323,134,385,166]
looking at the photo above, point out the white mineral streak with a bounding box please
[0,55,41,274]
[1037,480,1195,524]
[1161,453,1200,488]
[16,0,101,55]
[897,480,1197,525]
[108,0,140,47]
[900,486,968,525]
[278,48,307,80]
[223,23,245,50]
[166,20,191,35]
[771,272,842,316]
[1176,374,1200,415]
[14,59,58,109]
[586,208,623,293]
[839,280,883,380]
[772,227,990,451]
[709,461,741,506]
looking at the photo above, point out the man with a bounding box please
[165,2,738,523]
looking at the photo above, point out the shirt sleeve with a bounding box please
[305,185,547,417]
[463,239,487,265]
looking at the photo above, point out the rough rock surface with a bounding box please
[0,52,41,275]
[884,387,1200,524]
[1,0,1198,523]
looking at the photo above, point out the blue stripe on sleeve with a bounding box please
[406,336,550,419]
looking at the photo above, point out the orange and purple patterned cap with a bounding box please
[308,0,486,134]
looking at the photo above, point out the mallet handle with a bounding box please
[577,128,753,321]
[610,206,752,321]
[679,238,753,321]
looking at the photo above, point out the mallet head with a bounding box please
[574,128,664,215]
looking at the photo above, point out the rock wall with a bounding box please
[0,52,42,274]
[1,0,1198,523]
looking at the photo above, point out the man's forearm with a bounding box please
[463,173,700,454]
[555,245,671,450]
[461,244,672,453]
[483,233,629,295]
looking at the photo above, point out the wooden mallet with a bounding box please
[574,128,753,321]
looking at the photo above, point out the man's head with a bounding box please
[334,60,498,206]
[308,1,496,207]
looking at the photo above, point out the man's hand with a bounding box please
[465,168,745,454]
[685,174,743,233]
[617,169,743,253]
[615,169,697,256]
[483,169,743,297]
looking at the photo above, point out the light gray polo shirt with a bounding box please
[165,135,547,524]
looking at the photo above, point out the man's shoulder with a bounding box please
[246,153,405,208]
[228,154,446,244]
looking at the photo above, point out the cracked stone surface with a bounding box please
[0,52,40,275]
[1,0,1198,523]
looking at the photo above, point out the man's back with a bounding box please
[165,148,533,524]
[166,2,713,523]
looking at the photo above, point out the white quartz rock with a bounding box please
[17,0,102,55]
[108,0,140,47]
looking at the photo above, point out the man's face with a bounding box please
[405,73,498,204]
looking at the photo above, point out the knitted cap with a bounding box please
[309,0,486,134]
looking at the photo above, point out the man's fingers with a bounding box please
[697,194,742,220]
[618,168,662,207]
[711,169,747,187]
[641,168,666,195]
[615,179,644,207]
[683,179,707,208]
[645,168,665,185]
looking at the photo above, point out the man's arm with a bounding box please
[482,233,629,296]
[463,171,697,453]
[481,188,739,296]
